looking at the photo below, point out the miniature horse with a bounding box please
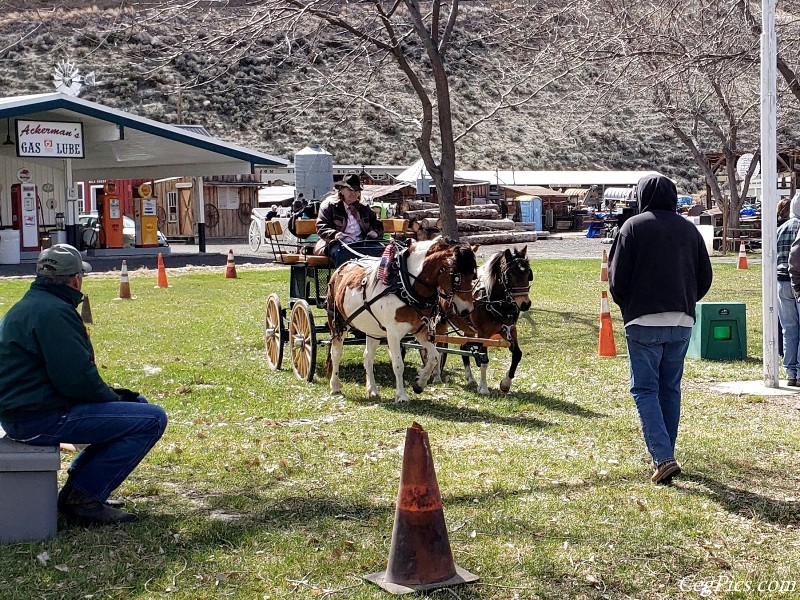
[325,237,478,402]
[444,246,533,394]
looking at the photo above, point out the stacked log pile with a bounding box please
[401,200,538,244]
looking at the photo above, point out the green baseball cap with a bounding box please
[36,244,92,277]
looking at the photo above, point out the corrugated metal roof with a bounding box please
[501,185,567,197]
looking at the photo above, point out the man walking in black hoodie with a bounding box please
[608,175,712,484]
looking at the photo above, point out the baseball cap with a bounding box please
[36,244,92,277]
[334,173,362,191]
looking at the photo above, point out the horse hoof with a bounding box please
[395,395,409,403]
[478,387,491,396]
[412,382,424,394]
[368,391,381,401]
[500,379,512,393]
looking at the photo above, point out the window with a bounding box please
[167,191,178,223]
[76,183,85,214]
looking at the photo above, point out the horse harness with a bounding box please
[332,242,464,338]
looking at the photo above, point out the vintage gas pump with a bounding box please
[10,183,40,252]
[96,181,124,248]
[133,182,158,247]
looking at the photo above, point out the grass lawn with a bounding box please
[0,259,798,599]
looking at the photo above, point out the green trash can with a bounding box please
[687,302,747,360]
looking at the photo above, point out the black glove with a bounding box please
[113,388,141,402]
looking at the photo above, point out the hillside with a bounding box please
[0,2,786,193]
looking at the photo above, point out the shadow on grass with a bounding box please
[379,399,551,429]
[680,473,800,525]
[334,357,603,423]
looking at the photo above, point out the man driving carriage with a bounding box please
[316,173,385,266]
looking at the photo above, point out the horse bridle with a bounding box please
[475,255,531,320]
[500,256,532,305]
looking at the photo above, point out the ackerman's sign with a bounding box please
[16,119,84,159]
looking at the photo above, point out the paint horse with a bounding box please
[325,237,478,402]
[443,246,532,394]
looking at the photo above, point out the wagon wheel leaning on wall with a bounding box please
[237,202,252,225]
[204,203,219,229]
[156,206,167,230]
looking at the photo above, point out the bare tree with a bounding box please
[135,0,575,238]
[563,0,777,238]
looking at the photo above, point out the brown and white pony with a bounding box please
[443,246,533,394]
[325,237,478,402]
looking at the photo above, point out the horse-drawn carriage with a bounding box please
[261,214,533,400]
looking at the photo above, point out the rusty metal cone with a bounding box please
[364,422,478,595]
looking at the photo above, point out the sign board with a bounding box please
[736,153,759,180]
[16,168,32,183]
[16,119,85,158]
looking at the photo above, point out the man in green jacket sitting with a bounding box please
[0,244,167,525]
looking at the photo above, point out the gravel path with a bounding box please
[0,232,745,277]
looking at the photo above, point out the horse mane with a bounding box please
[479,251,504,297]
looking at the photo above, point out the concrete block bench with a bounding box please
[0,436,60,543]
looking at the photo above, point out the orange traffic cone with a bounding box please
[225,249,237,279]
[598,291,616,357]
[117,260,133,300]
[600,249,609,282]
[155,252,170,288]
[80,294,94,324]
[364,422,478,594]
[737,241,748,270]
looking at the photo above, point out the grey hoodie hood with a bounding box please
[637,174,677,213]
[790,191,800,219]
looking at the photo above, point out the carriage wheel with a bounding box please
[289,300,317,382]
[264,294,284,370]
[248,220,262,252]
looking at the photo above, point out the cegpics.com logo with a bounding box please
[680,575,797,597]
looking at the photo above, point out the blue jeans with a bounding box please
[625,325,692,465]
[777,280,800,379]
[328,240,385,267]
[1,397,167,502]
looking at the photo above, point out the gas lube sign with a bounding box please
[16,119,84,158]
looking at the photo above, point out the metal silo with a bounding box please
[294,144,334,201]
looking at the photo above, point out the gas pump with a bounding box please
[96,181,124,248]
[10,183,40,252]
[133,182,158,247]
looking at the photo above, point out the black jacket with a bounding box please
[316,196,384,243]
[608,175,713,324]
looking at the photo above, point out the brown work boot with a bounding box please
[651,459,681,485]
[62,487,139,525]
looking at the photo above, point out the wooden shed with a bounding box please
[152,174,265,240]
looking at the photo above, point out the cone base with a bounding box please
[364,564,479,595]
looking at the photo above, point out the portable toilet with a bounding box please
[517,195,542,230]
